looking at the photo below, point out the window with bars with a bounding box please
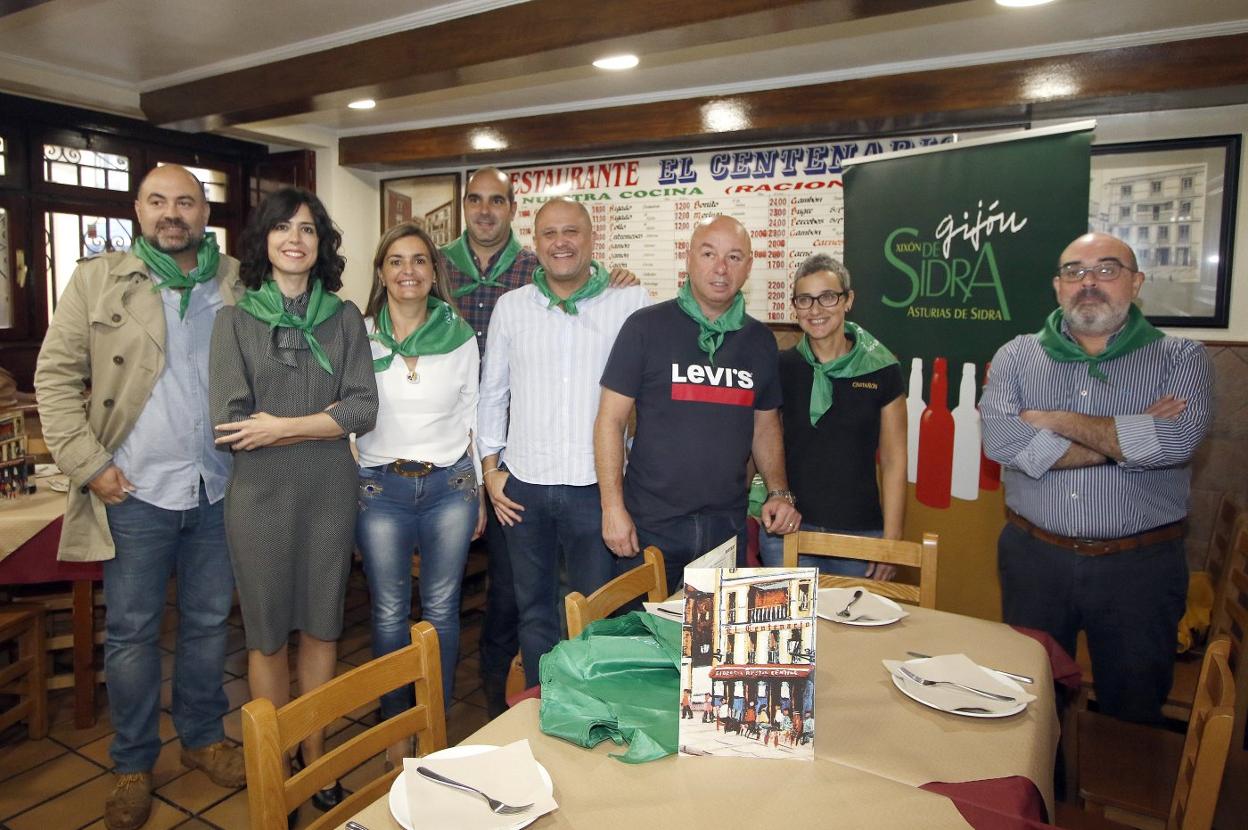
[42,143,131,191]
[44,212,134,317]
[158,161,229,203]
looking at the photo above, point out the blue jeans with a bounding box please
[757,523,881,576]
[356,456,478,715]
[103,486,232,773]
[635,509,748,592]
[478,505,518,707]
[998,522,1187,724]
[501,476,616,687]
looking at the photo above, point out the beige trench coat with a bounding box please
[34,250,243,561]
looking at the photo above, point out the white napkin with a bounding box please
[643,600,684,621]
[818,588,908,623]
[403,740,557,829]
[882,653,1036,714]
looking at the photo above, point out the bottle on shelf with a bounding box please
[916,356,955,509]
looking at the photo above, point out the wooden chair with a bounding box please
[505,653,527,699]
[1057,636,1236,830]
[0,605,47,739]
[781,531,938,609]
[564,546,669,638]
[241,621,447,830]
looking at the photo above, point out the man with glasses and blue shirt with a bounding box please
[981,231,1212,724]
[36,165,245,829]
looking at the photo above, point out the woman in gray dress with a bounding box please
[209,187,376,809]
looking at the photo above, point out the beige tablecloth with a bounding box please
[0,481,67,560]
[340,605,1060,829]
[340,698,975,830]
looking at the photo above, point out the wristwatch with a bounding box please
[767,489,796,506]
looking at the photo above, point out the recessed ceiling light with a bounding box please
[593,54,639,71]
[470,129,507,151]
[348,98,376,110]
[995,0,1056,7]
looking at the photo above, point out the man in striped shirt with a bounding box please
[981,232,1212,723]
[477,197,650,686]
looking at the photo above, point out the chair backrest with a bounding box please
[1206,493,1244,636]
[782,530,938,609]
[565,546,668,638]
[1169,636,1236,830]
[1213,523,1248,830]
[241,621,447,830]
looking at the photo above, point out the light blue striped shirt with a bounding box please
[478,283,650,486]
[981,324,1211,539]
[112,279,231,510]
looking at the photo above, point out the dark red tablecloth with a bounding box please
[1011,625,1082,693]
[0,517,102,584]
[923,776,1056,829]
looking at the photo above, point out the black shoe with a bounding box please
[311,781,343,812]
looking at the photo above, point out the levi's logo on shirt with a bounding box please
[670,363,755,407]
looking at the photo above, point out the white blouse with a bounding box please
[356,316,481,480]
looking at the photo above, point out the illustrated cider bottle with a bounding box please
[950,362,981,502]
[916,356,954,508]
[905,357,924,484]
[979,361,1002,491]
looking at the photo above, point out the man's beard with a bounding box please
[1063,286,1129,337]
[145,219,202,255]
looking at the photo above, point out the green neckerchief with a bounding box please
[236,279,342,374]
[132,232,221,319]
[1036,304,1163,382]
[796,322,899,426]
[369,297,474,373]
[675,279,745,365]
[532,260,609,315]
[444,231,521,298]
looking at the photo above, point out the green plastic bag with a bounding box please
[538,611,682,763]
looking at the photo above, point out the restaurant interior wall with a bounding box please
[324,101,1248,622]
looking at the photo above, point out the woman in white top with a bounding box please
[355,223,485,750]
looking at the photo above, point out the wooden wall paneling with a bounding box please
[338,33,1248,170]
[139,0,961,129]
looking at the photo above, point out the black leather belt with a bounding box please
[1006,508,1185,557]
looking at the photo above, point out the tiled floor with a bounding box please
[0,566,492,830]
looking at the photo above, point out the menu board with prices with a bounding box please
[507,134,953,323]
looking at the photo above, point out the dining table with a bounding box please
[339,602,1061,830]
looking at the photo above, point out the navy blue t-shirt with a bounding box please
[599,299,781,524]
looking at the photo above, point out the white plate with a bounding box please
[817,588,906,626]
[889,659,1027,718]
[388,744,554,830]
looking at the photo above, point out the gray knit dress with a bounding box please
[209,293,377,654]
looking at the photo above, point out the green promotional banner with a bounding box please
[843,128,1093,373]
[843,126,1092,508]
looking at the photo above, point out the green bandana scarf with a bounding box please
[132,232,221,319]
[1036,304,1163,382]
[369,297,474,373]
[444,231,522,298]
[675,279,746,365]
[796,322,899,426]
[236,279,342,374]
[532,260,609,315]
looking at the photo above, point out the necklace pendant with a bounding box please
[406,368,420,384]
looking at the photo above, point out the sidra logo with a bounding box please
[880,199,1029,322]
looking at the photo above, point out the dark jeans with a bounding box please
[501,477,616,687]
[998,522,1187,723]
[478,506,519,709]
[635,509,748,592]
[103,486,232,772]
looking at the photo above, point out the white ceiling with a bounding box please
[1,0,1246,148]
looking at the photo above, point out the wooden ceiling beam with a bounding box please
[337,33,1248,170]
[140,0,960,130]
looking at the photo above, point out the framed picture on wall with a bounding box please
[1089,135,1240,328]
[380,174,460,239]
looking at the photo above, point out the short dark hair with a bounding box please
[794,253,852,290]
[238,187,345,291]
[364,222,460,319]
[467,167,515,204]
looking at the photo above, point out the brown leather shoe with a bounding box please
[181,740,246,788]
[105,772,152,830]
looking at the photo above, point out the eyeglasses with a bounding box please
[1057,260,1130,282]
[792,290,848,309]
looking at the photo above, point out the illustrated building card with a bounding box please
[678,567,817,759]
